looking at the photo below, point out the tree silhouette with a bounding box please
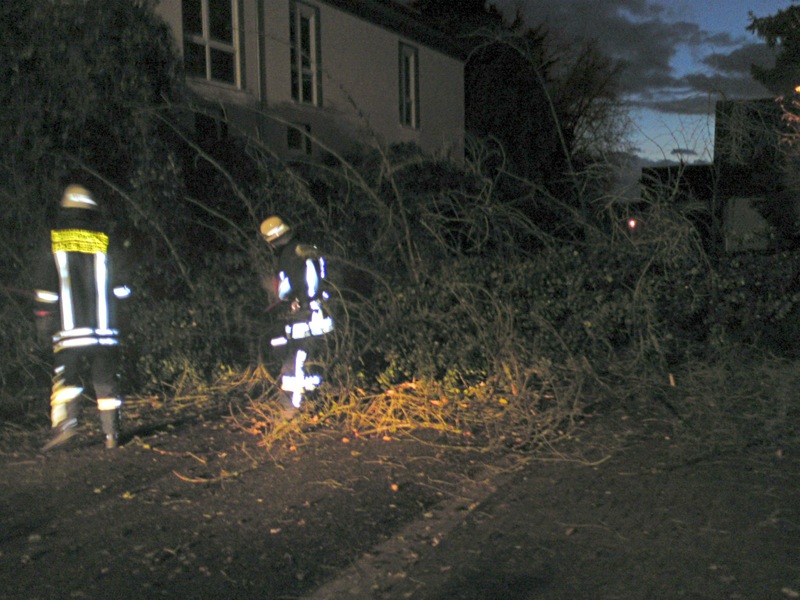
[745,6,800,247]
[410,1,624,233]
[747,6,800,97]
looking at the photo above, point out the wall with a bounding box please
[154,0,464,161]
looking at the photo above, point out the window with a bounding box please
[182,0,238,85]
[290,2,322,106]
[287,123,312,155]
[399,43,419,128]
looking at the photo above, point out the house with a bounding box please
[153,0,465,161]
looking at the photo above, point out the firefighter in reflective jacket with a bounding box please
[34,184,131,451]
[260,216,333,410]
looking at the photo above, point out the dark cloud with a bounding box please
[636,93,718,115]
[683,71,771,98]
[702,43,778,74]
[491,0,778,117]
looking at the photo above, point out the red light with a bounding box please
[628,219,637,229]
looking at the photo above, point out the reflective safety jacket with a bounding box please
[270,241,333,347]
[275,242,327,305]
[34,209,129,353]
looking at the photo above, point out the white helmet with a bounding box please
[61,185,98,210]
[260,216,290,243]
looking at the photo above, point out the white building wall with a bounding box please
[723,197,771,252]
[154,0,464,161]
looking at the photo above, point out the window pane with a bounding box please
[182,0,202,36]
[184,41,206,77]
[210,48,235,83]
[300,16,311,69]
[287,124,312,154]
[399,44,419,128]
[291,3,320,106]
[287,127,301,150]
[208,0,233,43]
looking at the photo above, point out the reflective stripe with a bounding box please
[51,229,108,254]
[54,327,119,341]
[95,252,109,330]
[56,338,99,351]
[288,321,311,339]
[280,348,321,407]
[55,250,74,331]
[52,385,83,404]
[52,413,78,429]
[305,259,319,298]
[54,335,119,353]
[56,327,96,339]
[97,397,122,411]
[309,305,333,335]
[285,313,333,341]
[296,348,307,371]
[35,290,59,303]
[277,271,291,300]
[281,373,321,392]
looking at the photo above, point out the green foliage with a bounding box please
[0,0,182,183]
[705,249,800,355]
[121,250,270,394]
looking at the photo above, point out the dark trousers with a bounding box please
[50,346,121,428]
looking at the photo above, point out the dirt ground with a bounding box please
[0,398,798,600]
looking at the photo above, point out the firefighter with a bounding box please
[34,183,131,451]
[260,216,333,412]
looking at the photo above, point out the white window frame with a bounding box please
[399,43,419,129]
[290,1,322,106]
[182,0,240,87]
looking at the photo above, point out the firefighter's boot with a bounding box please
[100,408,121,449]
[42,401,80,452]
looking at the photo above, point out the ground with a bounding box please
[0,398,798,600]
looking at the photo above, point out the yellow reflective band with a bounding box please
[52,229,109,254]
[97,397,122,411]
[52,386,83,404]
